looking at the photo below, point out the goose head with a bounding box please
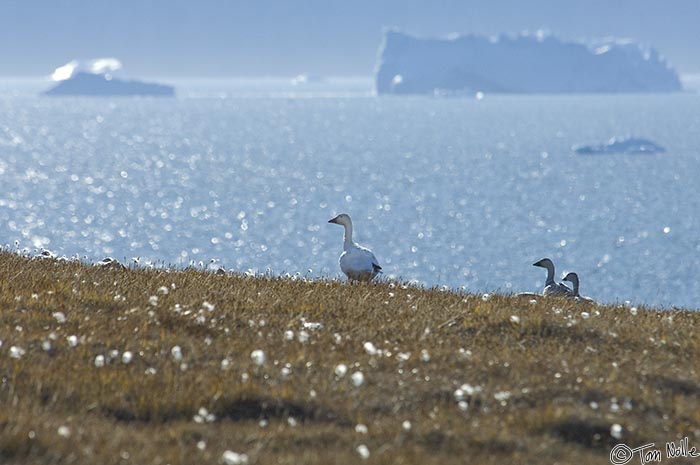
[561,272,578,284]
[532,258,554,268]
[328,213,352,227]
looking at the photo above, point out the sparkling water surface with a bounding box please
[0,79,699,308]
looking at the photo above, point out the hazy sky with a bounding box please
[2,0,698,77]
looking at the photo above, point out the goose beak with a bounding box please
[532,261,541,267]
[328,217,338,224]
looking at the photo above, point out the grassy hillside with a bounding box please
[0,252,699,464]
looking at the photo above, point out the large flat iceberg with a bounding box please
[375,30,682,95]
[43,58,174,97]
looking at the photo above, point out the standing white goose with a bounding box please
[533,258,573,297]
[328,213,382,282]
[561,272,597,304]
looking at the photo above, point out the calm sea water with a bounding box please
[1,78,699,308]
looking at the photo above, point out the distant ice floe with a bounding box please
[43,58,174,97]
[290,73,324,86]
[574,136,666,155]
[375,29,682,95]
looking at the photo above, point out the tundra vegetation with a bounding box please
[0,252,698,464]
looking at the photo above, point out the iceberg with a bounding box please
[574,137,665,155]
[43,58,174,97]
[290,73,324,86]
[375,30,682,95]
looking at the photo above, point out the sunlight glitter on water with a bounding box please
[0,86,698,307]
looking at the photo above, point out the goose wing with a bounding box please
[357,245,382,273]
[367,248,382,273]
[340,244,381,275]
[557,281,573,295]
[543,281,573,297]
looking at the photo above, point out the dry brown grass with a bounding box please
[1,251,699,465]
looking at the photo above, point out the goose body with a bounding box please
[533,258,573,297]
[561,272,597,304]
[328,213,382,282]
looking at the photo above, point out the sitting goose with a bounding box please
[533,258,573,297]
[328,213,382,282]
[561,272,597,304]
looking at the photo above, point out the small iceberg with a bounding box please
[574,136,665,155]
[43,58,174,97]
[290,73,324,86]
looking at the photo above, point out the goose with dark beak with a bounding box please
[561,272,597,304]
[328,213,382,282]
[533,258,573,297]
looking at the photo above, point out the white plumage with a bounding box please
[328,213,382,282]
[533,258,573,297]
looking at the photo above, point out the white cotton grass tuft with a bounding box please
[458,383,481,396]
[610,423,623,439]
[222,450,249,465]
[57,425,71,438]
[67,335,78,347]
[250,349,266,366]
[297,330,310,343]
[334,363,348,378]
[355,424,368,434]
[458,348,472,360]
[351,371,365,387]
[303,321,324,330]
[9,346,26,359]
[53,312,66,324]
[356,444,370,460]
[202,301,215,312]
[193,407,216,423]
[149,295,158,306]
[171,345,183,361]
[121,351,133,364]
[284,330,295,341]
[494,391,511,404]
[402,420,412,431]
[363,341,378,356]
[94,355,105,367]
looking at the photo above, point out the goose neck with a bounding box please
[570,275,580,296]
[544,262,555,285]
[342,221,354,250]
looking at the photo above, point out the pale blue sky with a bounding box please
[1,0,698,77]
